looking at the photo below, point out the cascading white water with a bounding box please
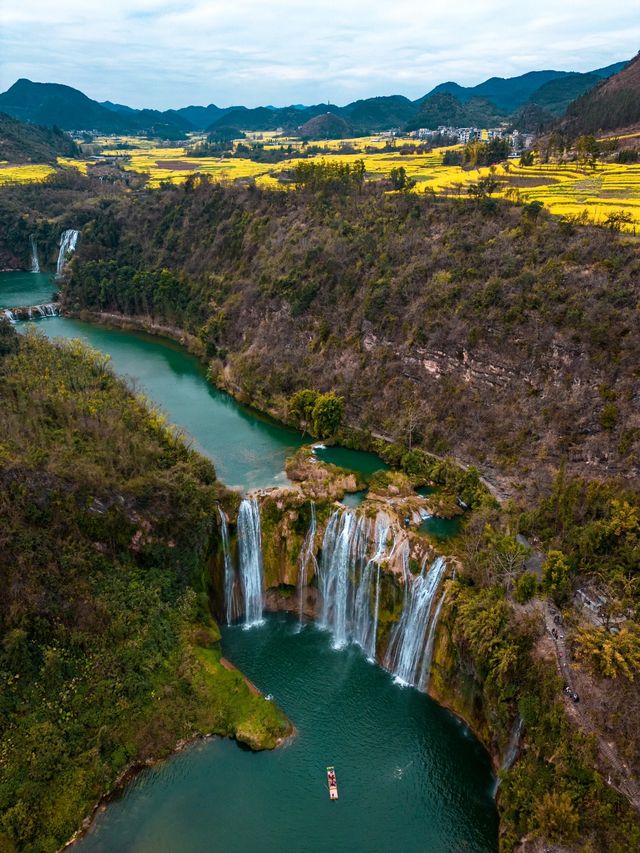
[493,716,524,796]
[34,303,60,317]
[352,514,390,659]
[218,507,237,625]
[418,589,447,691]
[231,500,446,692]
[56,229,79,276]
[30,236,40,273]
[297,502,318,624]
[3,309,16,324]
[237,498,264,627]
[384,556,447,688]
[318,510,357,648]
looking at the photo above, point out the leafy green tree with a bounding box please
[288,389,319,429]
[390,166,415,191]
[514,571,538,604]
[542,550,572,602]
[532,790,580,843]
[311,392,344,437]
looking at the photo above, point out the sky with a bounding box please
[1,1,639,109]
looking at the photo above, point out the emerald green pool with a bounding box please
[75,615,497,853]
[0,271,57,308]
[420,515,463,541]
[313,444,389,477]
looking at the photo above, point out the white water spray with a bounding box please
[218,507,237,625]
[418,589,447,691]
[352,514,389,659]
[237,498,264,627]
[318,510,357,647]
[385,556,447,688]
[30,236,40,273]
[56,229,79,276]
[298,502,318,624]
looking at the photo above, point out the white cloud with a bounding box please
[0,0,638,108]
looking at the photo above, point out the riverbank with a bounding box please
[0,326,292,853]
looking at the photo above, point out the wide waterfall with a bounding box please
[298,502,318,624]
[56,229,79,276]
[218,507,238,625]
[30,236,40,273]
[384,556,447,688]
[232,501,447,691]
[237,498,265,627]
[2,303,59,323]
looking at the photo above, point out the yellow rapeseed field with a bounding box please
[0,163,56,185]
[4,132,640,232]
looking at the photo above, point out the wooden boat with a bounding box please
[327,765,338,800]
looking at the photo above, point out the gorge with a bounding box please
[2,180,639,852]
[0,269,498,853]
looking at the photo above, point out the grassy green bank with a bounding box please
[0,322,290,853]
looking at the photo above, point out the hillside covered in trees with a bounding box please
[563,52,640,136]
[0,112,78,163]
[53,177,640,503]
[0,322,289,852]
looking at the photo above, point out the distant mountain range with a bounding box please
[0,60,631,140]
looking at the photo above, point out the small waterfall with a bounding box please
[502,717,524,772]
[237,498,264,627]
[418,589,447,691]
[56,229,79,276]
[3,303,60,323]
[34,303,60,318]
[218,507,237,625]
[384,556,447,688]
[30,236,40,273]
[298,502,318,624]
[494,717,524,796]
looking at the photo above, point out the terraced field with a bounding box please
[495,161,640,228]
[5,132,640,231]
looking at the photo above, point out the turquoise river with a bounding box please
[1,272,498,852]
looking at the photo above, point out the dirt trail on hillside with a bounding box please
[543,602,640,813]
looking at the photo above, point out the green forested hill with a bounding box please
[0,112,78,163]
[563,52,640,135]
[0,323,289,853]
[56,178,640,502]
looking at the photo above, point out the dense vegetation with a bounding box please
[52,178,639,501]
[441,581,640,851]
[0,323,289,853]
[0,112,78,164]
[563,53,640,136]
